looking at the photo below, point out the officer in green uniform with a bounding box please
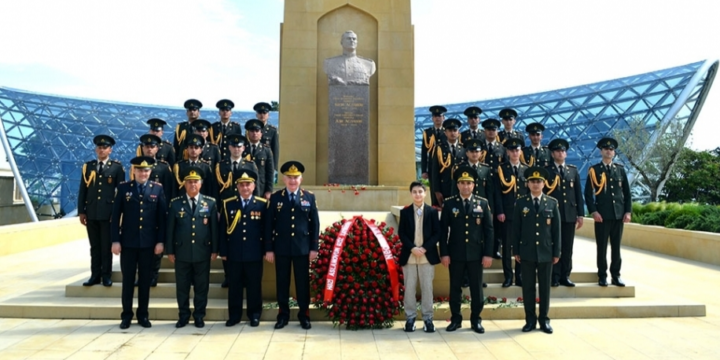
[421,105,447,206]
[480,119,505,175]
[165,166,218,329]
[192,119,222,169]
[583,138,631,287]
[210,99,242,160]
[174,99,202,156]
[522,123,551,168]
[173,134,216,200]
[137,118,176,165]
[544,139,584,287]
[497,108,525,145]
[78,135,125,287]
[460,106,483,143]
[254,102,280,172]
[513,166,560,334]
[439,166,494,334]
[243,119,275,199]
[430,118,465,207]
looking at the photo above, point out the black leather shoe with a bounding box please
[540,323,553,334]
[102,276,113,287]
[560,278,576,287]
[138,318,152,328]
[482,282,488,288]
[501,279,512,288]
[175,319,188,328]
[250,318,260,327]
[83,277,101,286]
[221,279,229,288]
[470,321,485,334]
[423,320,435,333]
[150,275,158,287]
[274,318,288,329]
[522,323,536,332]
[119,319,131,329]
[611,277,626,287]
[194,318,205,328]
[551,281,560,287]
[300,319,312,330]
[225,318,240,327]
[598,278,608,287]
[515,279,523,287]
[446,321,462,332]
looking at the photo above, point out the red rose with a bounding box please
[535,298,540,303]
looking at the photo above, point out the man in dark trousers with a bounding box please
[173,134,216,200]
[439,166,494,334]
[78,135,125,287]
[137,118,175,165]
[111,157,167,329]
[421,105,447,206]
[513,167,560,334]
[165,166,218,329]
[584,138,632,287]
[220,169,270,327]
[210,99,242,160]
[254,102,280,172]
[460,106,483,143]
[243,119,275,199]
[545,139,584,287]
[174,99,202,156]
[265,161,320,330]
[430,118,465,207]
[399,181,441,333]
[522,123,551,168]
[497,108,525,145]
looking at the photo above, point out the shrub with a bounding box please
[664,206,703,228]
[641,210,672,226]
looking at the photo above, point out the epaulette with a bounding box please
[150,181,163,187]
[473,194,488,202]
[614,163,624,167]
[119,181,127,184]
[566,164,577,168]
[254,196,267,203]
[444,195,457,201]
[170,196,183,202]
[203,196,216,201]
[224,196,238,204]
[163,140,172,145]
[305,189,314,195]
[265,124,277,129]
[109,159,122,165]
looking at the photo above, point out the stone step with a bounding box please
[0,297,704,321]
[65,280,634,299]
[156,257,516,270]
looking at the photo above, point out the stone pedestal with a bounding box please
[328,85,369,184]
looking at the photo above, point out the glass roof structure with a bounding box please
[0,59,717,219]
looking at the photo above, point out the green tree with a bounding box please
[271,101,279,112]
[663,147,720,204]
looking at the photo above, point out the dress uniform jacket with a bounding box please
[215,158,259,203]
[200,143,222,170]
[209,121,242,160]
[266,188,320,256]
[480,140,505,175]
[173,121,194,156]
[398,204,441,266]
[494,163,529,219]
[584,162,632,220]
[78,159,125,220]
[421,127,446,175]
[460,129,484,144]
[498,129,525,146]
[130,160,175,203]
[438,195,494,261]
[512,194,561,262]
[136,141,175,166]
[544,164,584,222]
[111,181,167,248]
[430,141,466,199]
[243,143,275,196]
[451,161,495,208]
[173,160,217,200]
[522,146,551,168]
[165,194,218,262]
[261,123,280,171]
[219,195,271,261]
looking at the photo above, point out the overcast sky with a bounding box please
[0,0,718,153]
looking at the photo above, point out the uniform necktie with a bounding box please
[242,198,249,210]
[535,148,539,159]
[191,161,196,166]
[606,164,611,172]
[138,184,145,196]
[559,165,564,178]
[191,197,197,213]
[290,192,296,206]
[534,197,540,212]
[472,164,477,170]
[233,161,238,172]
[98,161,104,174]
[488,143,493,153]
[451,144,456,157]
[252,144,257,156]
[464,199,471,213]
[513,165,518,177]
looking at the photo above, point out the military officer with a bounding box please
[513,167,560,334]
[421,106,447,207]
[494,138,529,287]
[192,119,222,168]
[460,106,483,143]
[166,166,218,328]
[254,102,280,172]
[78,135,125,287]
[173,99,202,156]
[584,138,632,287]
[220,169,271,327]
[439,166,494,334]
[243,119,274,199]
[173,134,216,200]
[522,123,551,168]
[430,118,465,207]
[480,119,505,175]
[210,99,242,160]
[137,118,176,166]
[497,108,525,145]
[544,139,584,287]
[111,157,167,329]
[453,139,494,203]
[214,133,258,288]
[265,161,320,330]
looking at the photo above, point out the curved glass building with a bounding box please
[1,60,717,219]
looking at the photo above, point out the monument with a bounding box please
[278,0,416,186]
[324,30,376,184]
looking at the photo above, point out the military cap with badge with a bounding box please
[183,165,205,181]
[234,168,258,184]
[499,108,518,119]
[548,139,570,152]
[482,118,501,130]
[504,137,524,150]
[253,102,272,114]
[597,137,618,150]
[193,119,212,132]
[140,134,162,146]
[131,156,156,169]
[94,135,115,147]
[227,133,248,147]
[429,105,447,116]
[442,118,462,130]
[525,122,545,134]
[281,161,305,176]
[464,138,484,152]
[454,165,478,182]
[464,106,483,118]
[524,166,550,181]
[245,119,263,131]
[217,99,235,111]
[184,99,203,110]
[185,134,205,148]
[147,118,167,131]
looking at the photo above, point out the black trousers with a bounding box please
[86,219,112,278]
[594,219,623,279]
[521,259,552,325]
[275,255,310,321]
[493,218,502,255]
[174,259,210,321]
[153,254,162,276]
[553,221,576,281]
[499,220,522,281]
[449,259,484,322]
[227,260,263,322]
[120,246,154,320]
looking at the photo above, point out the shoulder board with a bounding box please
[203,196,216,202]
[541,146,549,149]
[109,159,122,165]
[253,196,267,203]
[444,195,457,201]
[231,121,239,125]
[170,196,183,202]
[158,159,168,164]
[303,189,314,195]
[614,163,624,167]
[265,124,277,129]
[200,159,211,163]
[566,164,577,168]
[163,140,172,145]
[119,181,127,185]
[223,196,238,207]
[473,195,488,202]
[150,181,163,187]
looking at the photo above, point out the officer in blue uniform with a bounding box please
[111,157,167,329]
[266,161,320,330]
[78,135,125,287]
[220,169,271,327]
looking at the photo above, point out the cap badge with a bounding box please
[533,171,540,178]
[140,161,149,167]
[289,165,298,173]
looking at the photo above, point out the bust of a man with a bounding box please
[323,30,376,85]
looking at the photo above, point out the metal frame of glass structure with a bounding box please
[0,60,717,220]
